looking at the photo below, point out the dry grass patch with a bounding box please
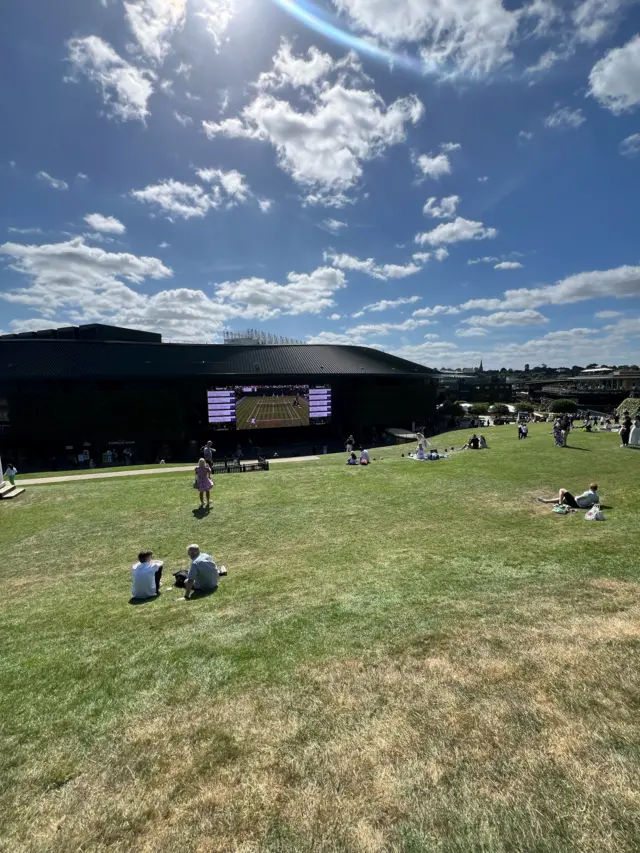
[11,584,639,853]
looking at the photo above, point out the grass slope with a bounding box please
[1,424,639,853]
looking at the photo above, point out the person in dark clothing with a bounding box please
[619,412,632,447]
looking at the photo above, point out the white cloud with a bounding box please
[423,195,459,218]
[526,49,564,75]
[461,265,640,311]
[412,305,460,317]
[495,261,523,270]
[131,180,214,219]
[76,172,90,181]
[440,142,461,152]
[360,296,421,313]
[67,36,155,123]
[196,167,251,205]
[620,133,640,156]
[574,0,625,45]
[464,309,549,327]
[214,267,346,318]
[0,238,348,340]
[158,241,171,248]
[124,0,186,63]
[255,39,359,92]
[131,170,252,219]
[258,199,272,213]
[412,252,431,263]
[203,75,423,200]
[589,35,640,114]
[195,0,237,49]
[174,111,193,126]
[333,0,521,78]
[0,237,172,316]
[322,219,348,234]
[175,62,191,77]
[415,216,497,246]
[36,171,68,191]
[324,251,422,280]
[595,310,622,318]
[185,91,201,101]
[7,227,44,235]
[415,153,451,179]
[434,247,449,261]
[544,105,586,129]
[307,331,368,345]
[518,130,534,140]
[468,255,499,265]
[84,213,126,235]
[346,319,432,337]
[477,175,489,182]
[456,327,488,337]
[328,313,342,320]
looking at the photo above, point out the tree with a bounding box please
[551,399,578,414]
[515,401,535,413]
[470,402,490,416]
[489,403,510,416]
[524,364,530,373]
[617,398,640,419]
[439,401,464,418]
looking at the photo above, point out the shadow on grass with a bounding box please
[128,595,160,606]
[189,587,218,601]
[192,506,211,519]
[566,446,591,451]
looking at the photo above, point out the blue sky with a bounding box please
[1,0,639,368]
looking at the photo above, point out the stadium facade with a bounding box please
[0,324,437,464]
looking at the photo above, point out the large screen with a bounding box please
[207,384,332,430]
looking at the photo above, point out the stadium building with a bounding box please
[0,324,437,466]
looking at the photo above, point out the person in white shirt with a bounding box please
[359,449,370,465]
[3,463,17,486]
[131,551,163,599]
[537,482,599,509]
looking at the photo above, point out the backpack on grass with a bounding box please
[173,570,189,588]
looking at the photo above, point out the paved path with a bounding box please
[18,456,321,486]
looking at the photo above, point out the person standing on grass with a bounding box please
[345,434,355,453]
[537,482,599,509]
[202,440,215,466]
[553,419,564,447]
[194,457,213,509]
[131,551,163,599]
[619,412,632,447]
[3,462,17,486]
[184,544,218,600]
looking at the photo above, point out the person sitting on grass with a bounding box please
[359,449,370,465]
[537,482,599,509]
[461,434,480,450]
[479,435,488,449]
[184,544,218,600]
[131,551,163,600]
[346,451,359,465]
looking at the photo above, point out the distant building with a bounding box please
[437,371,511,403]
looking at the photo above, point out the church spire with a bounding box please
[479,357,484,372]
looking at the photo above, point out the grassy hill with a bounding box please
[1,424,638,852]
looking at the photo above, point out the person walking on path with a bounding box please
[194,458,213,509]
[3,462,17,486]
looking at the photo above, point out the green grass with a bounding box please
[1,424,639,853]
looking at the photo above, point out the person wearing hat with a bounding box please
[184,544,219,600]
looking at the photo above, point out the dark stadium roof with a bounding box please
[0,339,435,381]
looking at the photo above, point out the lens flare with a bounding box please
[270,0,424,74]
